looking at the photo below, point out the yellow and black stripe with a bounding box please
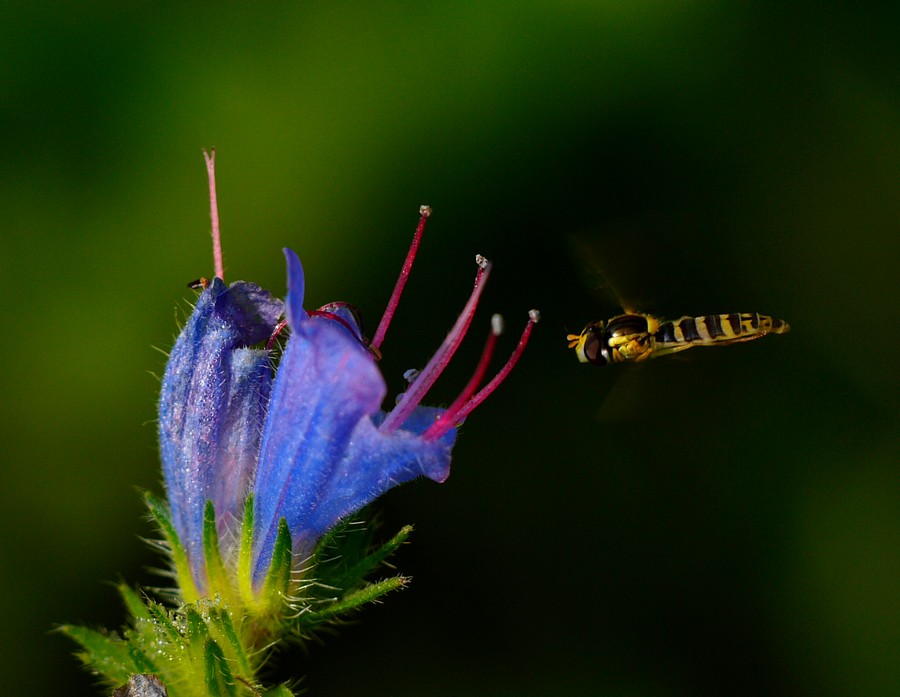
[652,313,790,356]
[568,312,790,365]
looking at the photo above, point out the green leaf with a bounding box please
[58,625,133,684]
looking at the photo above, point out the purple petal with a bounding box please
[212,348,273,542]
[251,253,456,584]
[159,279,283,589]
[283,248,306,330]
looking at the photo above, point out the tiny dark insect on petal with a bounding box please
[187,277,210,290]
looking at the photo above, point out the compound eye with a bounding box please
[582,328,608,366]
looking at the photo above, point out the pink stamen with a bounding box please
[203,148,225,281]
[266,308,371,353]
[307,309,368,348]
[266,320,288,352]
[439,314,503,421]
[318,300,360,317]
[370,206,431,352]
[379,256,491,434]
[423,309,540,441]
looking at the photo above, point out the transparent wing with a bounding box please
[566,213,675,316]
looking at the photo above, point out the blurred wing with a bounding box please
[592,364,648,421]
[568,213,684,315]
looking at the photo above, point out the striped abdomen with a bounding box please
[652,312,790,356]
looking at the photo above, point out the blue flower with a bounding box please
[250,248,461,584]
[159,205,538,599]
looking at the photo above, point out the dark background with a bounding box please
[1,3,896,695]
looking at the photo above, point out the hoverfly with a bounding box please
[568,311,790,366]
[566,219,791,366]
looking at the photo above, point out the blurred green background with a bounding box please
[1,2,896,695]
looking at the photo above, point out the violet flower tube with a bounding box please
[158,279,282,592]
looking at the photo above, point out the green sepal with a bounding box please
[64,587,267,696]
[203,500,235,608]
[142,595,183,645]
[204,638,236,697]
[185,607,210,648]
[66,494,421,694]
[261,518,292,611]
[330,524,412,591]
[262,687,297,697]
[145,491,201,603]
[208,606,252,678]
[118,583,153,623]
[309,575,409,622]
[236,495,255,609]
[126,641,160,675]
[285,520,414,635]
